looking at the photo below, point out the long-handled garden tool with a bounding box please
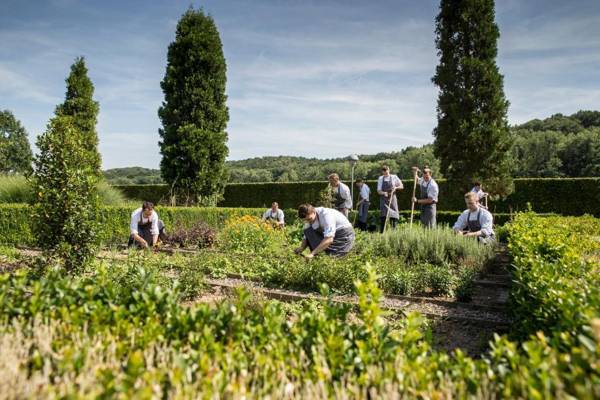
[409,168,419,227]
[382,187,396,232]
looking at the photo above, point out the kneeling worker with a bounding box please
[128,201,166,249]
[294,203,355,258]
[453,192,495,244]
[262,201,285,228]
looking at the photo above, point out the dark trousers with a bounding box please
[379,217,398,233]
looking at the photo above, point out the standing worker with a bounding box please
[453,192,495,244]
[470,181,488,209]
[412,166,439,228]
[262,201,285,228]
[355,179,370,231]
[377,165,403,232]
[294,203,355,258]
[128,201,166,249]
[328,173,352,217]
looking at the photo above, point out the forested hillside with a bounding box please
[104,110,600,184]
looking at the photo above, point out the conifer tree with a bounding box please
[158,8,229,205]
[432,0,513,195]
[56,56,101,175]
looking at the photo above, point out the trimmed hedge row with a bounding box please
[0,204,512,247]
[114,177,600,216]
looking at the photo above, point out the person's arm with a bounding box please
[130,211,149,248]
[394,176,404,190]
[305,236,334,258]
[294,238,308,254]
[150,213,160,246]
[278,210,285,226]
[453,212,468,234]
[471,211,494,237]
[415,182,437,205]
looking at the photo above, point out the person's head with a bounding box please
[381,165,390,177]
[355,178,364,187]
[464,192,479,211]
[423,167,432,181]
[142,201,154,218]
[271,201,279,211]
[328,173,340,186]
[473,181,481,190]
[298,203,317,223]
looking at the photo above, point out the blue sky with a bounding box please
[1,0,599,169]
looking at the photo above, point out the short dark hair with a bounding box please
[298,203,314,219]
[272,201,279,207]
[356,178,364,184]
[473,181,481,187]
[381,165,390,171]
[142,201,154,211]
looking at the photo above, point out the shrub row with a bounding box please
[115,177,600,215]
[0,236,598,397]
[507,213,600,344]
[0,204,511,247]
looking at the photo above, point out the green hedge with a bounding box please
[114,178,600,216]
[0,204,513,247]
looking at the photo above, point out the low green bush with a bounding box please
[0,256,598,397]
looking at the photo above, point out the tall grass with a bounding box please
[0,175,33,203]
[0,174,127,206]
[354,225,495,268]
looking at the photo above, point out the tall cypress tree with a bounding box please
[158,8,229,205]
[56,57,101,175]
[432,0,513,196]
[0,110,33,174]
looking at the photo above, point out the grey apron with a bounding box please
[358,200,370,224]
[467,208,495,244]
[379,177,399,219]
[128,213,166,248]
[420,179,436,228]
[334,185,348,217]
[303,215,355,257]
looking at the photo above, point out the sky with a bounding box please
[1,0,599,169]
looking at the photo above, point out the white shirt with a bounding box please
[470,187,487,200]
[453,207,494,237]
[130,208,159,235]
[262,208,285,223]
[334,182,352,209]
[418,177,439,203]
[359,184,371,201]
[377,175,403,192]
[303,207,352,238]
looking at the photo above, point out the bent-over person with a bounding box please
[262,202,285,228]
[328,173,352,217]
[128,201,166,249]
[294,204,355,258]
[377,165,403,232]
[453,192,495,244]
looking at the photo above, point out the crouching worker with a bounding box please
[262,201,285,228]
[453,192,495,244]
[128,201,166,249]
[294,203,355,258]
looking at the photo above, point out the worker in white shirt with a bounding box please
[262,201,285,228]
[355,179,370,231]
[470,181,488,209]
[294,203,355,258]
[412,166,439,228]
[377,165,403,232]
[128,201,166,249]
[328,173,352,217]
[453,192,495,244]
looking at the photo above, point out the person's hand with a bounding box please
[294,247,303,255]
[383,192,388,198]
[412,197,418,203]
[304,253,314,260]
[411,166,419,173]
[140,239,149,248]
[455,230,464,236]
